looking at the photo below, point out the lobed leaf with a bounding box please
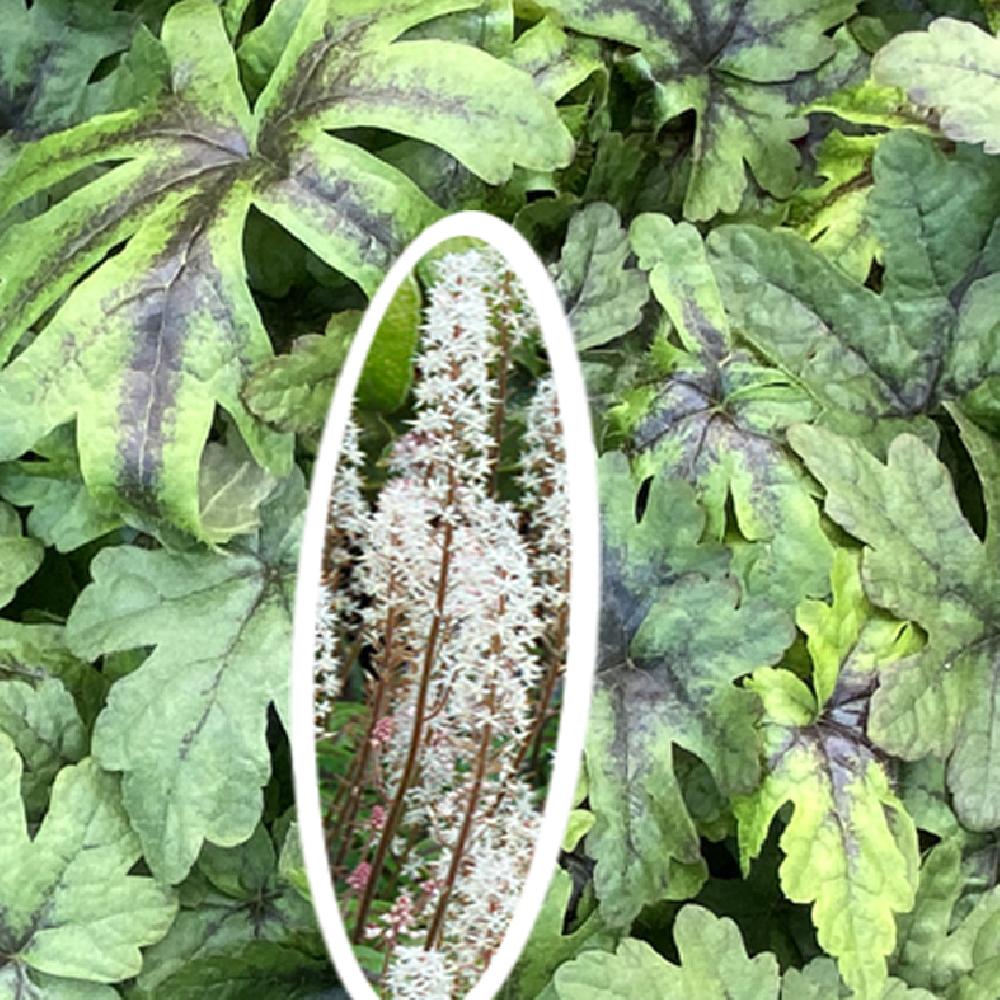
[0,735,177,994]
[552,906,780,999]
[548,0,858,219]
[791,418,1000,830]
[0,0,571,538]
[68,474,305,882]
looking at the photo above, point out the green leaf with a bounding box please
[780,958,937,999]
[68,473,305,883]
[789,421,1000,831]
[873,17,1000,156]
[0,620,107,732]
[138,941,335,1000]
[196,431,278,547]
[0,677,85,820]
[134,824,317,996]
[354,273,421,413]
[0,0,571,538]
[243,315,356,437]
[551,203,648,351]
[590,452,792,925]
[0,426,123,552]
[708,130,1000,432]
[0,736,177,994]
[562,810,595,852]
[503,869,610,1000]
[553,906,780,999]
[893,839,1000,998]
[0,500,42,609]
[509,17,606,103]
[735,661,919,999]
[627,213,832,609]
[796,548,919,711]
[788,130,881,282]
[549,0,858,219]
[0,0,136,142]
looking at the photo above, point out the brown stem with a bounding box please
[352,478,456,942]
[331,601,400,872]
[424,683,496,950]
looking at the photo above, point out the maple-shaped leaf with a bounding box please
[709,130,1000,434]
[734,589,920,1000]
[626,212,832,610]
[0,0,572,540]
[873,17,1000,156]
[789,413,1000,832]
[589,451,792,925]
[893,839,1000,999]
[0,735,177,997]
[65,473,305,883]
[133,823,317,996]
[546,0,857,220]
[552,906,780,999]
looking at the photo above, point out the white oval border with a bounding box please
[292,211,599,1000]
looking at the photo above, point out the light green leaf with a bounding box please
[510,17,605,102]
[894,839,1000,998]
[873,17,1000,156]
[789,130,881,282]
[503,869,610,1000]
[0,501,42,609]
[0,620,107,732]
[0,736,177,994]
[196,435,278,547]
[562,810,595,852]
[242,314,356,437]
[0,427,123,552]
[69,474,305,883]
[735,661,919,999]
[789,422,1000,831]
[551,203,648,351]
[780,958,937,999]
[553,906,779,999]
[549,0,858,219]
[354,273,421,413]
[0,678,85,820]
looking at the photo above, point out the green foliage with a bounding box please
[0,734,177,997]
[873,18,1000,155]
[3,0,1000,995]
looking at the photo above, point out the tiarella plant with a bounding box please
[316,250,570,998]
[2,0,1000,996]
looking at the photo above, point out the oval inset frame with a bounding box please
[292,211,599,999]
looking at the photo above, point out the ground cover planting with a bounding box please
[0,0,998,998]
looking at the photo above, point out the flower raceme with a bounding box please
[315,250,570,998]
